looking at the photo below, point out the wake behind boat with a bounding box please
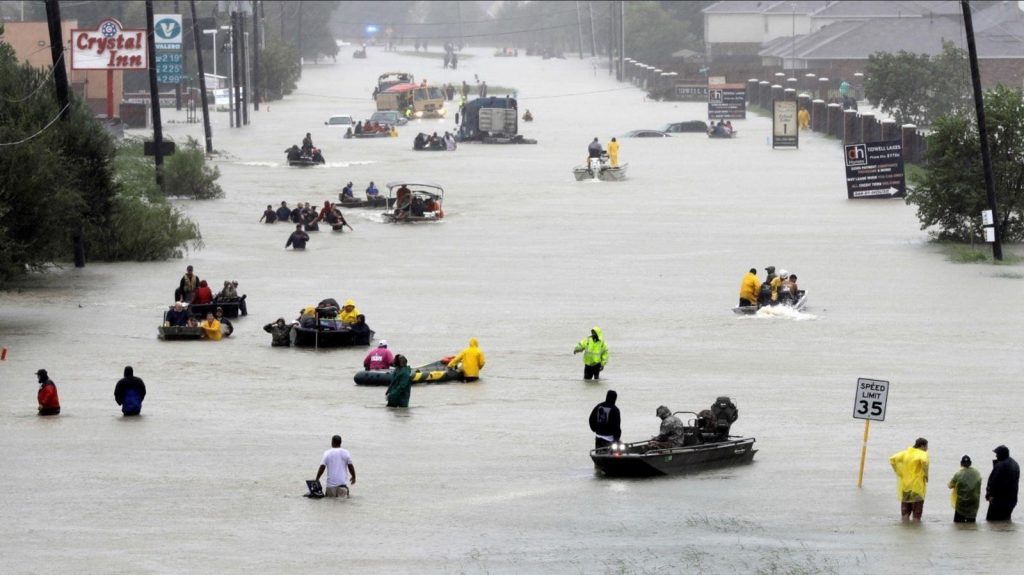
[733,290,807,315]
[573,156,628,182]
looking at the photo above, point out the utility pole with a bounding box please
[457,1,463,49]
[232,11,242,128]
[190,0,212,153]
[961,0,1003,260]
[279,1,285,39]
[252,0,260,111]
[296,0,303,69]
[588,1,597,57]
[240,12,249,125]
[146,0,165,191]
[45,0,84,267]
[608,1,614,75]
[174,0,182,110]
[575,1,584,59]
[619,0,625,81]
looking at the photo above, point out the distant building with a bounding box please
[0,21,125,117]
[704,0,1024,87]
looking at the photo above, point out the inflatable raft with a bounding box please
[353,359,464,386]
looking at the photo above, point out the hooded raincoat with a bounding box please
[448,338,485,378]
[575,328,609,367]
[949,466,983,519]
[386,365,412,408]
[890,446,929,502]
[338,299,361,324]
[607,140,620,167]
[739,272,761,304]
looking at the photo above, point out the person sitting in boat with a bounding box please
[286,224,310,250]
[424,197,441,214]
[310,147,325,164]
[264,318,292,347]
[192,280,214,305]
[341,182,355,201]
[354,121,363,135]
[275,201,291,222]
[651,405,687,448]
[350,314,372,345]
[389,125,399,137]
[214,307,233,337]
[777,272,799,305]
[769,269,787,305]
[200,312,223,341]
[785,274,799,301]
[260,205,278,224]
[522,109,533,122]
[338,299,361,325]
[725,120,734,133]
[364,340,395,370]
[395,186,413,217]
[166,301,190,327]
[297,307,317,328]
[177,265,200,303]
[366,181,379,198]
[302,132,314,155]
[588,137,604,159]
[738,268,761,308]
[286,145,303,162]
[410,196,426,217]
[220,280,247,315]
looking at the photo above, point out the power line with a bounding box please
[336,7,578,28]
[2,52,62,103]
[0,102,72,147]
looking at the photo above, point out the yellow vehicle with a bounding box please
[375,83,447,119]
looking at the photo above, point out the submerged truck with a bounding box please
[456,96,535,143]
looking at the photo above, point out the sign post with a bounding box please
[707,83,746,120]
[853,377,890,487]
[772,100,798,148]
[843,140,906,199]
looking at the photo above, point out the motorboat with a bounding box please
[353,359,464,386]
[574,156,628,182]
[344,129,393,139]
[732,290,807,315]
[591,397,756,477]
[188,300,241,319]
[338,195,396,209]
[285,146,325,166]
[158,324,203,340]
[289,301,373,348]
[382,181,444,223]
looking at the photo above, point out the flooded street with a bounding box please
[2,46,1023,573]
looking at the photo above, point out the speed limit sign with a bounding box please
[853,378,889,421]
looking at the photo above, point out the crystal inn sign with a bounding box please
[71,18,148,70]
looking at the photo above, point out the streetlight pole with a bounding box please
[203,29,217,76]
[791,2,796,77]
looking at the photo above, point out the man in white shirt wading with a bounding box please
[315,435,357,498]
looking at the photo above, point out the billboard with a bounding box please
[843,140,906,199]
[155,14,184,84]
[772,100,798,149]
[71,18,147,70]
[708,84,746,119]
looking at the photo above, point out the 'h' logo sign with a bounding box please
[845,144,867,166]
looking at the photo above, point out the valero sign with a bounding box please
[71,18,148,70]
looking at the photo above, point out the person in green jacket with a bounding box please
[949,454,983,523]
[386,355,412,408]
[574,327,609,380]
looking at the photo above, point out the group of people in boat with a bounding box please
[340,181,381,201]
[286,133,325,163]
[586,137,621,168]
[262,200,352,232]
[590,392,739,450]
[413,131,456,151]
[392,184,442,220]
[166,266,247,340]
[346,121,398,138]
[709,120,735,137]
[738,265,800,308]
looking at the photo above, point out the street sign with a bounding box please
[853,378,889,421]
[772,100,798,148]
[843,140,906,199]
[708,84,746,119]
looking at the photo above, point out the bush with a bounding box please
[163,137,223,199]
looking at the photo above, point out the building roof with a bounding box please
[703,1,782,15]
[759,21,862,58]
[761,1,832,15]
[808,1,932,18]
[971,0,1024,32]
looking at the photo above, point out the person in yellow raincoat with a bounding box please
[798,106,810,130]
[738,268,761,307]
[890,438,929,521]
[200,312,223,341]
[447,338,486,382]
[607,137,620,167]
[338,299,361,324]
[574,327,609,380]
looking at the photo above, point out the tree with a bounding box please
[907,85,1024,242]
[865,42,972,127]
[260,39,301,100]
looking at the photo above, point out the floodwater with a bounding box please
[2,46,1024,574]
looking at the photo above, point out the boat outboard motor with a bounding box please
[757,282,773,307]
[778,284,794,305]
[710,397,738,441]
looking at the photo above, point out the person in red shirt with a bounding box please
[192,280,214,305]
[36,369,60,416]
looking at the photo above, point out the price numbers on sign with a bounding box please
[852,378,889,421]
